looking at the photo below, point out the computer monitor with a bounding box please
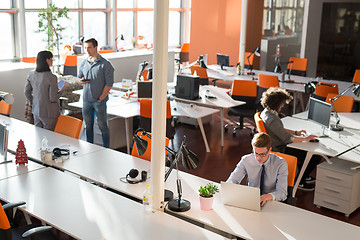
[307,97,331,130]
[175,74,200,100]
[73,45,82,55]
[0,122,10,164]
[216,53,229,70]
[137,81,152,98]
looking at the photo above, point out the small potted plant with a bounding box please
[198,182,219,211]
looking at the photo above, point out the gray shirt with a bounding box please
[227,153,288,201]
[260,108,293,152]
[24,70,62,118]
[78,55,114,102]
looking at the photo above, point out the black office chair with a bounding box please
[224,80,258,136]
[1,201,57,240]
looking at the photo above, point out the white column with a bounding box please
[151,0,169,211]
[18,0,27,57]
[111,0,117,49]
[239,0,248,73]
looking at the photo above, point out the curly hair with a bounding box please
[260,87,293,112]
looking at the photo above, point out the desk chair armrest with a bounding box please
[22,226,53,238]
[3,201,26,211]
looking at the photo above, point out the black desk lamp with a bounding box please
[329,83,360,131]
[133,129,199,210]
[247,47,260,78]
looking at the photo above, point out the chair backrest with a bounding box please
[313,82,338,101]
[0,204,11,240]
[179,43,190,63]
[244,52,254,68]
[54,115,83,139]
[353,69,360,84]
[231,80,257,97]
[0,92,13,116]
[21,57,36,63]
[258,74,279,89]
[139,99,174,139]
[287,57,308,76]
[254,112,267,133]
[180,43,190,53]
[131,132,169,161]
[271,152,297,187]
[98,50,115,54]
[325,93,354,112]
[190,64,208,85]
[64,55,77,66]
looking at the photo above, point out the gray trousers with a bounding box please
[33,114,58,131]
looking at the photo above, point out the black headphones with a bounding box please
[52,148,70,158]
[125,168,147,184]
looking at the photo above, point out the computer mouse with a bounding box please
[309,139,319,143]
[173,107,177,111]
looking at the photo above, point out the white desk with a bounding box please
[0,115,104,161]
[0,156,45,181]
[0,167,225,240]
[170,85,245,147]
[70,89,219,153]
[282,114,360,197]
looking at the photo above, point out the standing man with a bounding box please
[227,133,288,206]
[78,38,114,148]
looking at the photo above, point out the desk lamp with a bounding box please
[329,143,360,170]
[329,83,360,131]
[133,129,199,210]
[247,47,260,78]
[0,92,14,105]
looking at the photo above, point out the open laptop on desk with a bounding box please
[220,181,261,212]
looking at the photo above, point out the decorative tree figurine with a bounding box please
[15,139,28,165]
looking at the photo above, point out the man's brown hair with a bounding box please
[251,132,272,149]
[85,38,98,47]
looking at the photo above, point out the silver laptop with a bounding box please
[220,181,261,212]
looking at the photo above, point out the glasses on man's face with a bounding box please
[254,149,270,157]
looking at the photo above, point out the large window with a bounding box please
[83,12,106,47]
[0,13,13,59]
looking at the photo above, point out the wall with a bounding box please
[189,0,264,68]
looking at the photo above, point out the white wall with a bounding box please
[301,0,360,77]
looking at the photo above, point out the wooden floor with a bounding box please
[119,110,360,227]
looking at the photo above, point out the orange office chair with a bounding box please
[141,70,149,81]
[258,74,279,107]
[225,80,257,136]
[254,112,267,134]
[0,92,14,117]
[272,152,298,205]
[63,55,78,76]
[98,50,115,54]
[287,57,308,76]
[131,132,169,161]
[176,43,190,71]
[325,93,354,112]
[244,52,255,69]
[313,82,338,101]
[21,57,36,63]
[190,64,209,85]
[139,99,175,139]
[1,201,55,240]
[54,115,83,139]
[353,69,360,84]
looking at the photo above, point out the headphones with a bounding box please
[52,148,70,158]
[125,168,147,184]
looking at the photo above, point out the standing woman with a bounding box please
[25,51,64,130]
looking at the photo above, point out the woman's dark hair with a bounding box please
[260,87,293,112]
[35,51,53,72]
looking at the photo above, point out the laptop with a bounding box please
[220,181,261,212]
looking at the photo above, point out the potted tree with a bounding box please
[198,183,219,211]
[36,3,70,74]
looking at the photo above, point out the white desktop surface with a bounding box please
[0,115,104,161]
[0,167,225,240]
[0,157,45,181]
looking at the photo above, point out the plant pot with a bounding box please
[199,195,214,211]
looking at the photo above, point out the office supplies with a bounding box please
[220,181,261,211]
[309,139,319,143]
[216,53,229,70]
[175,74,200,100]
[307,97,331,136]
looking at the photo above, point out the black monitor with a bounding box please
[217,53,229,70]
[175,75,200,100]
[0,122,10,164]
[137,81,152,98]
[73,45,82,55]
[308,97,331,129]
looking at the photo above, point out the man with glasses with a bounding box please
[227,133,288,206]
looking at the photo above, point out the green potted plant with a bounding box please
[198,182,219,211]
[36,3,70,74]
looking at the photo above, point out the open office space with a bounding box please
[1,1,360,239]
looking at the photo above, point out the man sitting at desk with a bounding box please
[227,133,288,206]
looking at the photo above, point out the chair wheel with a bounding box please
[232,131,236,136]
[224,127,228,133]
